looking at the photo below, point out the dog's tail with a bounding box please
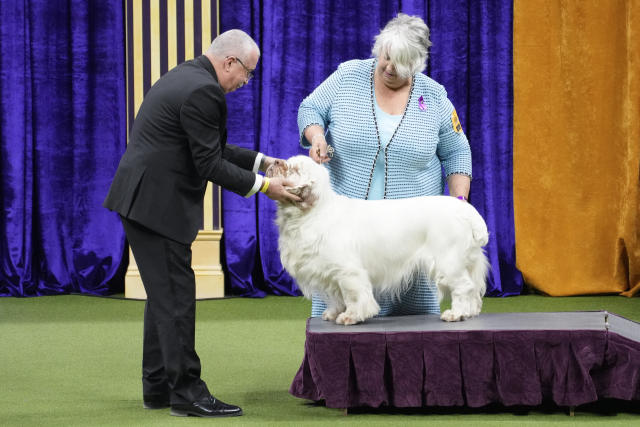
[468,210,489,247]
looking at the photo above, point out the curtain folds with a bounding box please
[513,0,640,296]
[220,0,522,297]
[3,1,635,299]
[0,1,126,296]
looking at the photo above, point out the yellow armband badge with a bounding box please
[451,109,463,134]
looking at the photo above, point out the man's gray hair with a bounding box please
[207,29,260,60]
[371,13,431,79]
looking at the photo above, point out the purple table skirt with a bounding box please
[289,312,640,408]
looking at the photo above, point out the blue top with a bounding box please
[298,58,472,200]
[369,99,402,200]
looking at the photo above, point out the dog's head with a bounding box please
[266,155,331,210]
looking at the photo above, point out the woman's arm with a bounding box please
[435,85,473,197]
[447,173,471,200]
[297,64,345,149]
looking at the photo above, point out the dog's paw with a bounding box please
[336,311,360,326]
[362,301,381,319]
[322,308,340,322]
[440,309,465,322]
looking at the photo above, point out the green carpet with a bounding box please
[1,294,638,426]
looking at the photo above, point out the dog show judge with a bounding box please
[104,29,300,418]
[298,14,473,319]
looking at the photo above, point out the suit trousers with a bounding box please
[120,216,210,404]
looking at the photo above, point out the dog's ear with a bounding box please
[285,179,317,210]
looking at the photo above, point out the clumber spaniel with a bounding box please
[266,155,489,325]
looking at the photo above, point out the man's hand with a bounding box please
[260,155,279,173]
[264,177,302,203]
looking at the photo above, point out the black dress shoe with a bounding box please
[170,395,242,417]
[143,395,170,409]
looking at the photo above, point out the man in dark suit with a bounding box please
[103,29,300,418]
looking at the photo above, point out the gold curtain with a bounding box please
[514,0,639,296]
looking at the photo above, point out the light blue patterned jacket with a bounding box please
[298,58,472,199]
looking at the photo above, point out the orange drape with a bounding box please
[513,0,639,296]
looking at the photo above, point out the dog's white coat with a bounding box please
[267,155,489,325]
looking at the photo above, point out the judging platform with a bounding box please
[290,312,640,409]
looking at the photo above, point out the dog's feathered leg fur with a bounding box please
[333,269,380,325]
[441,272,477,321]
[440,249,489,321]
[321,288,346,322]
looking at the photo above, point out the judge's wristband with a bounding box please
[456,195,467,202]
[260,177,270,193]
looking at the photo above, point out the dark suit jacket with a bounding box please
[104,55,258,244]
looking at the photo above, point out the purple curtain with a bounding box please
[221,0,522,297]
[0,1,126,296]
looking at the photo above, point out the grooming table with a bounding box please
[290,312,640,409]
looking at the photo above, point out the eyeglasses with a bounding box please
[228,56,254,80]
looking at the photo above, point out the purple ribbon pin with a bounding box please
[418,95,426,111]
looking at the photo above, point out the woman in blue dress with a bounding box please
[297,13,473,318]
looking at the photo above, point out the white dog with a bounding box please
[267,155,489,325]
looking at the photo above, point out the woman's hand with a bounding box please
[306,127,331,164]
[309,138,330,164]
